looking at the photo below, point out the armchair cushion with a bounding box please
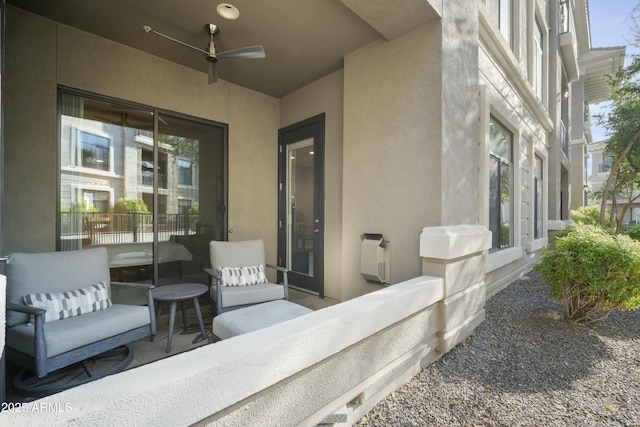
[219,265,268,287]
[23,281,112,323]
[216,282,286,309]
[6,304,152,358]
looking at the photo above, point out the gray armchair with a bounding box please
[4,247,156,396]
[205,240,289,314]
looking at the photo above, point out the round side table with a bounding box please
[152,283,208,353]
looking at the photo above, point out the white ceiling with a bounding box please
[7,0,386,97]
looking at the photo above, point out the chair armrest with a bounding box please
[6,302,46,317]
[7,303,47,374]
[204,268,220,279]
[266,263,288,273]
[265,264,289,300]
[111,281,156,290]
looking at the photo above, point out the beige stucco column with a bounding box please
[420,225,491,353]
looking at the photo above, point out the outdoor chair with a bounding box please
[205,240,289,314]
[4,247,156,396]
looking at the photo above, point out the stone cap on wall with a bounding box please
[420,225,491,260]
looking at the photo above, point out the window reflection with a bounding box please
[59,91,226,286]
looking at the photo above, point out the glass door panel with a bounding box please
[278,114,324,296]
[156,113,226,285]
[287,138,315,276]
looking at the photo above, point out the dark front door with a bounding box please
[278,114,324,296]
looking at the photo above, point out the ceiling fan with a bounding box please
[143,24,265,84]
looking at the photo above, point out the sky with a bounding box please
[588,0,638,141]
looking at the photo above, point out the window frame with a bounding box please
[490,0,514,48]
[488,115,515,253]
[533,154,543,240]
[533,15,544,101]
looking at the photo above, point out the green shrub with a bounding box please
[570,205,609,226]
[534,225,640,325]
[113,197,149,213]
[622,223,640,241]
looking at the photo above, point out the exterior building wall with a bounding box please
[478,0,552,296]
[588,140,609,198]
[342,23,443,298]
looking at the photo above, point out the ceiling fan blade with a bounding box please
[143,25,209,57]
[208,60,218,84]
[217,45,266,60]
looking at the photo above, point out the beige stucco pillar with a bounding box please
[420,225,491,353]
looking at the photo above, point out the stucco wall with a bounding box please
[4,8,58,252]
[342,4,480,299]
[3,7,280,262]
[342,25,442,299]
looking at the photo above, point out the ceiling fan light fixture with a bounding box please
[217,3,240,20]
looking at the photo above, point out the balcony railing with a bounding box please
[60,212,200,246]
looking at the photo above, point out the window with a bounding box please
[140,150,168,188]
[534,155,543,239]
[490,0,513,47]
[600,155,613,173]
[178,199,192,215]
[83,190,109,213]
[489,116,514,251]
[79,131,110,171]
[533,16,544,101]
[178,159,193,186]
[59,90,227,286]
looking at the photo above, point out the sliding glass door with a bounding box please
[58,90,227,289]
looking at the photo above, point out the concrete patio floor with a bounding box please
[4,287,335,403]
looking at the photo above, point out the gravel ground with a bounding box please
[358,271,640,426]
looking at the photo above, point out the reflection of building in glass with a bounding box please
[60,116,199,216]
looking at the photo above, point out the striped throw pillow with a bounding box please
[23,282,112,323]
[218,265,268,287]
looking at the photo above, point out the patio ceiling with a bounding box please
[6,0,439,98]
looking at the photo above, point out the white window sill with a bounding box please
[526,237,548,253]
[486,246,523,273]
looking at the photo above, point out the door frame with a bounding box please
[278,114,325,297]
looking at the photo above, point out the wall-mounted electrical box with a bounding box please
[360,233,389,284]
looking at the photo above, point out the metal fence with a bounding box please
[60,212,200,246]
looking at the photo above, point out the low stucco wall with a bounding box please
[2,275,444,426]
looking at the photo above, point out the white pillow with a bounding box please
[218,265,268,287]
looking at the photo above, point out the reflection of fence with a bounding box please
[60,212,200,245]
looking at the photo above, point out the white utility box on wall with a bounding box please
[360,233,389,283]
